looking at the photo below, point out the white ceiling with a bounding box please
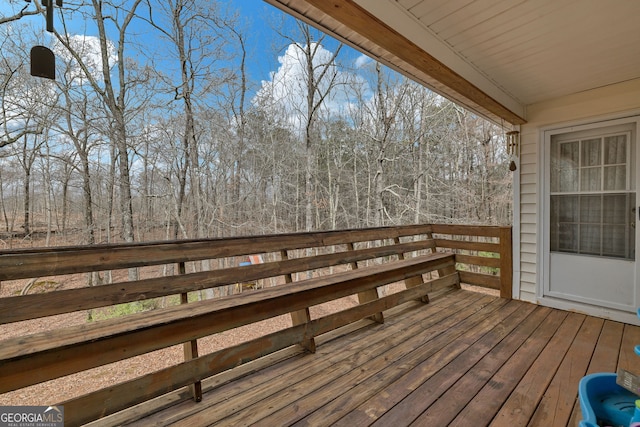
[392,0,640,106]
[266,0,640,125]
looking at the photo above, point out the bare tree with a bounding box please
[54,0,143,248]
[0,1,39,26]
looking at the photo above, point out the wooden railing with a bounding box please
[430,224,513,299]
[0,224,511,426]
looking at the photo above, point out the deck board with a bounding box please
[448,308,567,427]
[104,289,640,427]
[409,306,552,426]
[528,316,604,426]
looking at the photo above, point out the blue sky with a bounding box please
[1,0,368,87]
[1,0,373,119]
[232,0,365,85]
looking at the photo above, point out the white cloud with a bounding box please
[354,54,371,68]
[253,42,370,132]
[53,34,116,84]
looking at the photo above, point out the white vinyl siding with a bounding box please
[518,78,640,309]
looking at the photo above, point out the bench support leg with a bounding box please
[290,308,316,353]
[281,250,316,353]
[404,274,429,303]
[179,262,202,402]
[347,243,384,323]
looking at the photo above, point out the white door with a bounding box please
[543,117,640,315]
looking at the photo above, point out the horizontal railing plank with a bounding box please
[0,240,435,324]
[458,270,501,290]
[434,239,499,253]
[0,253,455,393]
[430,224,502,237]
[455,254,501,269]
[0,225,435,281]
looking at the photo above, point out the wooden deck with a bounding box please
[95,288,640,427]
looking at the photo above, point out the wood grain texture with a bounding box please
[0,224,436,280]
[0,253,455,393]
[0,224,515,425]
[489,312,586,427]
[79,290,640,427]
[0,239,434,324]
[64,271,457,426]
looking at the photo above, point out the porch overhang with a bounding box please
[265,0,640,128]
[264,0,526,126]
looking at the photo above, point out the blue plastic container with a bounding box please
[630,400,640,426]
[578,373,637,427]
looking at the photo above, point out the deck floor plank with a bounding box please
[567,320,626,426]
[488,312,586,427]
[528,315,604,426]
[620,323,640,372]
[329,298,517,427]
[130,298,458,427]
[409,306,554,426]
[174,291,488,426]
[448,308,569,427]
[263,294,496,426]
[217,293,498,426]
[117,290,640,427]
[367,302,538,427]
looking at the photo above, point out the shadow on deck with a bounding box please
[94,288,640,427]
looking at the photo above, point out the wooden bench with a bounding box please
[0,224,511,426]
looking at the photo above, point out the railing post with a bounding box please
[499,227,513,299]
[394,237,430,303]
[347,243,384,323]
[424,232,459,290]
[281,250,316,353]
[179,262,202,402]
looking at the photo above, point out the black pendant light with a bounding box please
[29,0,62,81]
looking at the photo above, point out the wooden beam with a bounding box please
[458,271,501,290]
[347,242,384,323]
[394,237,429,303]
[179,262,202,402]
[455,254,501,269]
[283,0,526,125]
[499,227,513,299]
[0,224,436,281]
[281,249,316,353]
[430,224,503,237]
[434,239,499,253]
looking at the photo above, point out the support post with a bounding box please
[347,242,384,322]
[179,262,202,401]
[281,250,316,353]
[394,237,430,303]
[499,227,513,299]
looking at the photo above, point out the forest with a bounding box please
[0,0,513,248]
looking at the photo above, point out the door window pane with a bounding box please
[552,141,579,192]
[605,135,626,164]
[550,132,634,260]
[603,194,627,224]
[580,195,601,223]
[580,224,601,255]
[604,165,626,190]
[603,225,626,258]
[581,167,601,191]
[582,138,601,166]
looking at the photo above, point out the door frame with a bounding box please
[537,113,640,325]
